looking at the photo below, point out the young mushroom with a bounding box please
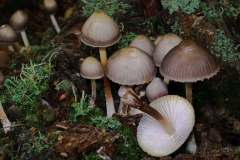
[153,33,182,85]
[80,11,121,117]
[0,24,18,52]
[0,102,11,133]
[10,10,30,47]
[137,95,195,157]
[43,0,61,33]
[129,34,155,57]
[160,39,220,104]
[80,56,104,108]
[146,77,168,102]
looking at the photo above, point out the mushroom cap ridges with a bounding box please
[153,33,182,67]
[43,0,58,15]
[80,11,121,47]
[80,56,104,79]
[137,95,195,157]
[0,24,18,44]
[105,46,157,85]
[10,10,29,32]
[146,77,168,102]
[129,34,155,56]
[160,39,220,82]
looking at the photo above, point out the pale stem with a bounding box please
[0,102,11,133]
[8,45,14,52]
[118,85,132,116]
[89,79,96,108]
[99,47,115,117]
[186,82,192,104]
[163,77,170,86]
[122,89,176,135]
[20,31,30,47]
[50,14,61,33]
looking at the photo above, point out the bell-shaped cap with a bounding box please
[160,39,220,82]
[137,95,195,157]
[10,10,29,32]
[80,56,104,79]
[80,11,121,47]
[43,0,58,15]
[129,34,155,56]
[105,46,157,85]
[0,24,18,44]
[153,33,182,67]
[146,77,168,102]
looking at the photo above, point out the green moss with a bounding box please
[161,0,200,14]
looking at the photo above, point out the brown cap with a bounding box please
[80,56,104,79]
[129,35,155,56]
[137,95,195,157]
[0,24,18,44]
[105,46,157,85]
[146,77,168,102]
[0,51,10,67]
[153,33,182,67]
[80,11,121,47]
[160,39,220,82]
[43,0,58,15]
[10,10,29,32]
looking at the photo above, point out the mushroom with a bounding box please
[105,46,157,115]
[146,77,168,102]
[80,11,121,117]
[10,10,30,47]
[160,39,220,104]
[0,51,10,67]
[153,33,182,85]
[80,56,104,108]
[137,95,195,157]
[153,35,164,45]
[0,102,11,133]
[129,34,155,56]
[43,0,61,33]
[0,24,18,52]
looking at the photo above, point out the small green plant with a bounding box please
[171,21,184,36]
[118,31,136,49]
[234,147,240,160]
[55,79,71,91]
[161,0,200,14]
[81,0,131,18]
[90,116,122,129]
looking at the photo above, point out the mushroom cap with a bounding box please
[129,34,155,56]
[137,95,195,157]
[10,10,29,32]
[80,11,121,47]
[0,71,4,86]
[0,51,10,67]
[160,39,220,82]
[153,33,182,67]
[80,56,104,79]
[43,0,58,15]
[153,35,164,45]
[146,77,168,102]
[105,46,157,85]
[0,24,18,44]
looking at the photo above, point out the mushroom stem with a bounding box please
[0,102,11,133]
[50,14,61,33]
[122,89,175,135]
[20,31,30,47]
[99,47,115,117]
[7,45,14,52]
[185,82,192,104]
[89,79,96,108]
